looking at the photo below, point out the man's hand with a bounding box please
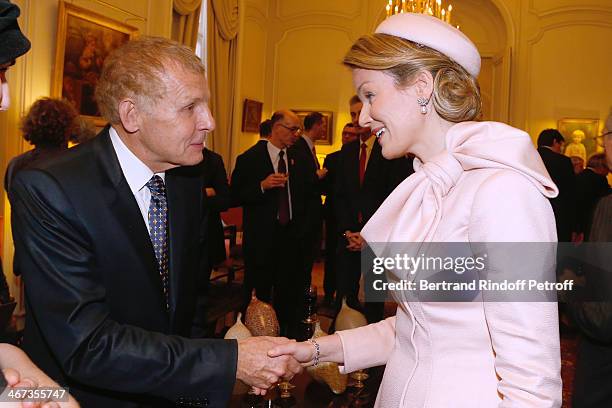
[344,231,364,252]
[204,187,216,197]
[260,173,288,191]
[236,337,302,391]
[316,168,328,180]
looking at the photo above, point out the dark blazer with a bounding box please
[4,146,68,195]
[200,148,230,266]
[289,136,322,232]
[568,195,612,407]
[322,150,341,221]
[230,140,311,264]
[10,128,237,408]
[537,146,576,241]
[334,138,399,233]
[575,168,611,238]
[4,146,68,278]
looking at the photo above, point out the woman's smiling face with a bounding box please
[352,68,424,159]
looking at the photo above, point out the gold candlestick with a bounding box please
[350,369,370,389]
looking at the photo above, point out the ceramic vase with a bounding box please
[335,297,367,331]
[245,290,280,337]
[306,322,348,394]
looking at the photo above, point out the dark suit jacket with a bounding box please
[567,194,612,407]
[289,136,322,233]
[200,148,230,266]
[230,140,311,265]
[334,138,400,233]
[537,146,576,241]
[10,128,237,408]
[322,150,341,222]
[4,146,68,277]
[575,168,611,238]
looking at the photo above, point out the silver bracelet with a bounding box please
[307,338,320,366]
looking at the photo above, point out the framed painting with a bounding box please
[242,99,263,133]
[52,1,138,125]
[293,110,334,145]
[557,118,601,162]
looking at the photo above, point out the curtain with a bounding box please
[172,0,202,49]
[207,0,239,168]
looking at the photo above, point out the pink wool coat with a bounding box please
[336,122,563,407]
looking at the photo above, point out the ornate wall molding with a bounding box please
[275,0,362,21]
[522,17,612,135]
[528,0,611,18]
[271,24,353,109]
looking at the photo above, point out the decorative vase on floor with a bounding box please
[334,298,369,388]
[224,312,252,340]
[245,290,280,337]
[224,313,252,395]
[306,322,349,394]
[335,297,367,331]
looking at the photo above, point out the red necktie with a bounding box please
[359,142,367,186]
[277,151,290,225]
[358,142,367,224]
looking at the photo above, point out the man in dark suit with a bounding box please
[231,110,312,337]
[537,129,577,242]
[321,123,359,305]
[9,37,300,408]
[334,96,405,323]
[199,148,231,283]
[567,124,612,408]
[290,112,328,287]
[575,153,610,240]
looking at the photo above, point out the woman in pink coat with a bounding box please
[270,12,562,407]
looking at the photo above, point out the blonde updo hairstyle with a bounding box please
[343,33,481,122]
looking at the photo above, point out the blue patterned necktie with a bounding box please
[146,175,169,309]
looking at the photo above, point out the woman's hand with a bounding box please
[0,344,80,407]
[267,340,317,367]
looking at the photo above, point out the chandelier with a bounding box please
[385,0,454,24]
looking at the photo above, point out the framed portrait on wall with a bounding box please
[557,118,601,162]
[52,1,138,125]
[242,99,263,133]
[293,110,334,145]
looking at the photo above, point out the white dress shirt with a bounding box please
[266,141,293,220]
[109,126,165,235]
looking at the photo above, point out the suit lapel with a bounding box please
[166,166,201,329]
[94,129,167,311]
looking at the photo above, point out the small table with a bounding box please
[229,366,385,407]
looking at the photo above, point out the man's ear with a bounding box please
[118,99,140,133]
[413,70,434,100]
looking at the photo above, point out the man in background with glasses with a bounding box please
[231,110,313,337]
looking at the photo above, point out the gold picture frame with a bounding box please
[557,118,601,161]
[293,110,334,145]
[52,1,138,126]
[241,99,263,133]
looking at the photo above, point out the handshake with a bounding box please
[236,336,329,395]
[0,344,80,408]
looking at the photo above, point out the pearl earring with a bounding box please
[416,97,429,114]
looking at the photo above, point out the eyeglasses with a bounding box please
[277,123,302,134]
